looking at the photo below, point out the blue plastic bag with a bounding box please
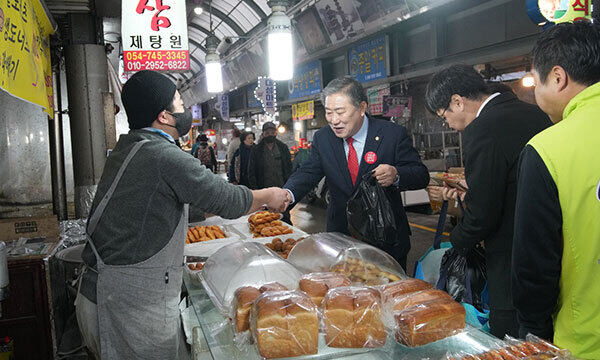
[414,201,453,286]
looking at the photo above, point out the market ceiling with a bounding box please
[44,0,281,84]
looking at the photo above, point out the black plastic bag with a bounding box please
[346,173,397,248]
[436,244,488,312]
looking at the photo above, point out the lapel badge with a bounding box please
[365,151,377,164]
[375,136,380,141]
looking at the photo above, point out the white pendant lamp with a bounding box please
[267,1,293,81]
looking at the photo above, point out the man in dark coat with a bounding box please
[247,122,292,190]
[425,65,552,338]
[283,77,429,269]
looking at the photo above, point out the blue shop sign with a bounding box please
[247,84,262,108]
[288,60,323,100]
[348,35,389,83]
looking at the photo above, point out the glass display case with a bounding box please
[185,233,503,360]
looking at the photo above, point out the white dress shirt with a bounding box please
[476,92,501,118]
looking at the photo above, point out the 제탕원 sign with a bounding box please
[122,0,190,72]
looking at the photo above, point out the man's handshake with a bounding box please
[265,187,292,213]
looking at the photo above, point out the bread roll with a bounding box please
[395,298,465,347]
[380,278,433,303]
[323,287,386,348]
[299,272,351,306]
[234,286,261,332]
[259,282,288,293]
[391,289,452,312]
[253,291,318,358]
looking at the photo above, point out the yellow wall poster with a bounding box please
[0,0,55,116]
[292,100,315,121]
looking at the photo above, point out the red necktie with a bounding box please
[347,137,359,186]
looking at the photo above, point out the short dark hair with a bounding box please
[532,21,600,86]
[425,65,489,114]
[321,76,367,108]
[241,131,255,142]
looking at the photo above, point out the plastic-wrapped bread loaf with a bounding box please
[298,272,351,306]
[395,298,465,347]
[251,290,319,359]
[379,278,433,304]
[233,286,262,333]
[323,286,386,348]
[232,283,288,333]
[390,288,453,313]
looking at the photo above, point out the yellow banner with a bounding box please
[0,0,55,116]
[292,100,314,121]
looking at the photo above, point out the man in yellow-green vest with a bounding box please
[512,21,600,360]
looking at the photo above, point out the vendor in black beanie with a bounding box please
[75,70,291,359]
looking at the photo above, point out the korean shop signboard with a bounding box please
[122,0,190,72]
[528,0,592,24]
[348,35,389,83]
[288,60,323,100]
[0,0,55,116]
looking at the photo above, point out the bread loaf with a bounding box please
[253,291,319,358]
[259,282,288,293]
[395,298,465,347]
[380,278,433,304]
[299,272,351,306]
[391,289,452,313]
[323,287,386,348]
[234,286,262,332]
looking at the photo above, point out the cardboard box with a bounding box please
[0,215,59,242]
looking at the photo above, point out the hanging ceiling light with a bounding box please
[267,1,293,80]
[194,6,203,15]
[521,73,535,88]
[205,34,223,93]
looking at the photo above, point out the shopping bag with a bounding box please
[346,173,397,249]
[436,240,490,332]
[413,200,453,285]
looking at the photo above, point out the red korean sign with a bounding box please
[122,0,190,72]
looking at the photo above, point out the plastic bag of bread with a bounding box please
[298,272,351,307]
[388,288,453,313]
[501,335,573,359]
[322,286,387,348]
[231,282,289,334]
[394,298,465,347]
[250,290,319,359]
[286,233,407,285]
[379,278,434,304]
[201,242,302,316]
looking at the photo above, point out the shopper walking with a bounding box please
[196,133,217,172]
[229,131,255,186]
[425,64,551,338]
[247,122,292,190]
[512,22,600,359]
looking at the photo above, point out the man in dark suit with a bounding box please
[425,65,552,338]
[283,77,429,270]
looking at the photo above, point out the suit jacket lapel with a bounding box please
[330,133,354,191]
[357,119,384,182]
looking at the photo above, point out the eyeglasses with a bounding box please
[438,106,449,120]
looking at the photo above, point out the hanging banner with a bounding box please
[383,96,412,118]
[288,60,323,100]
[348,35,389,83]
[216,93,229,121]
[254,77,277,116]
[122,0,190,72]
[246,83,261,108]
[535,0,592,23]
[366,84,390,115]
[191,104,202,127]
[315,0,364,44]
[292,100,315,121]
[0,0,55,116]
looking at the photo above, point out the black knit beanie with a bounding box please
[122,70,177,129]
